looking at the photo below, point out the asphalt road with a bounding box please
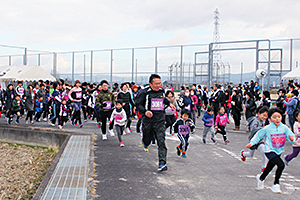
[1,114,299,199]
[93,116,300,200]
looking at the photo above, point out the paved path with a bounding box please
[1,115,300,199]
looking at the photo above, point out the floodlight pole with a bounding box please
[180,46,183,87]
[155,47,158,74]
[110,50,113,89]
[132,48,134,82]
[9,56,11,66]
[267,40,271,90]
[72,52,75,84]
[90,51,93,83]
[23,48,27,65]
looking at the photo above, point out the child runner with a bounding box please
[49,82,61,126]
[284,109,300,165]
[202,107,216,144]
[69,80,83,128]
[190,89,198,124]
[172,109,195,158]
[25,85,35,124]
[246,107,295,193]
[10,95,21,124]
[58,99,70,129]
[240,106,268,172]
[34,96,43,122]
[215,106,230,145]
[109,100,127,147]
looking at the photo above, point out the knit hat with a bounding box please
[132,85,138,90]
[75,80,81,84]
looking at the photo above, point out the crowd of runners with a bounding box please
[1,75,300,193]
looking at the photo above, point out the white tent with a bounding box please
[0,65,56,87]
[282,67,300,80]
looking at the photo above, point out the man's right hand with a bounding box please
[145,111,153,118]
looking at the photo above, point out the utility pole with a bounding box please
[135,59,137,83]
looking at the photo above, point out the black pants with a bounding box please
[35,112,42,120]
[136,115,143,133]
[260,154,285,185]
[197,106,201,117]
[123,105,131,128]
[72,110,82,125]
[165,115,176,134]
[26,110,34,121]
[43,104,49,119]
[81,105,87,120]
[232,111,241,127]
[100,110,112,135]
[215,125,227,141]
[59,116,68,126]
[142,121,167,164]
[93,106,101,122]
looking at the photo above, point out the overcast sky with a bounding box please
[0,0,299,77]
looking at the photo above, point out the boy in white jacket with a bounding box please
[109,100,127,147]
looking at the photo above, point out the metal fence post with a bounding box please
[72,52,75,84]
[208,43,213,88]
[90,51,93,83]
[155,47,158,74]
[267,40,271,90]
[23,48,27,65]
[9,56,11,66]
[290,39,293,71]
[180,46,183,86]
[255,41,259,83]
[38,54,41,66]
[110,50,113,89]
[132,48,134,82]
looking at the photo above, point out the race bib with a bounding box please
[166,106,175,113]
[103,101,111,109]
[207,118,214,126]
[114,113,123,123]
[185,104,191,110]
[220,115,227,126]
[270,133,286,148]
[151,98,163,111]
[76,92,82,99]
[11,93,14,100]
[179,125,189,135]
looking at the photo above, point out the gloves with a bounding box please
[215,125,218,130]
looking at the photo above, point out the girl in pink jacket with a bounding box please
[190,90,198,124]
[215,106,230,145]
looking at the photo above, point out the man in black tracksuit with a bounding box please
[135,74,175,172]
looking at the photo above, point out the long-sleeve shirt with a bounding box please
[293,121,300,147]
[202,112,214,127]
[51,90,62,104]
[69,87,82,102]
[250,122,295,155]
[59,104,70,116]
[215,113,230,127]
[110,108,127,126]
[283,97,298,115]
[35,100,43,112]
[172,118,195,135]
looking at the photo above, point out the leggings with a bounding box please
[49,103,59,124]
[26,110,34,121]
[43,104,49,119]
[215,125,227,141]
[72,110,82,125]
[35,112,42,121]
[115,125,124,143]
[191,110,196,124]
[243,144,267,170]
[285,146,300,162]
[81,105,87,120]
[100,110,112,135]
[259,154,285,185]
[165,115,176,134]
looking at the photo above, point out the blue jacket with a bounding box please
[35,100,43,112]
[283,97,298,115]
[202,111,214,127]
[250,122,295,155]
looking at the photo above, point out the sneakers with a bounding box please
[120,141,124,147]
[84,119,88,122]
[284,155,289,166]
[25,120,29,124]
[240,150,246,162]
[176,146,181,156]
[181,153,187,158]
[225,140,230,145]
[43,118,47,121]
[31,121,34,124]
[261,167,266,172]
[211,138,217,143]
[144,145,149,152]
[191,128,195,134]
[71,119,75,126]
[203,139,206,144]
[50,123,55,126]
[108,129,115,137]
[7,118,10,125]
[79,124,83,128]
[96,123,101,128]
[256,174,264,190]
[15,121,20,125]
[271,184,281,193]
[102,134,107,141]
[58,125,62,129]
[158,162,168,172]
[140,142,144,147]
[125,127,132,134]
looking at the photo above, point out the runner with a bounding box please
[135,74,175,172]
